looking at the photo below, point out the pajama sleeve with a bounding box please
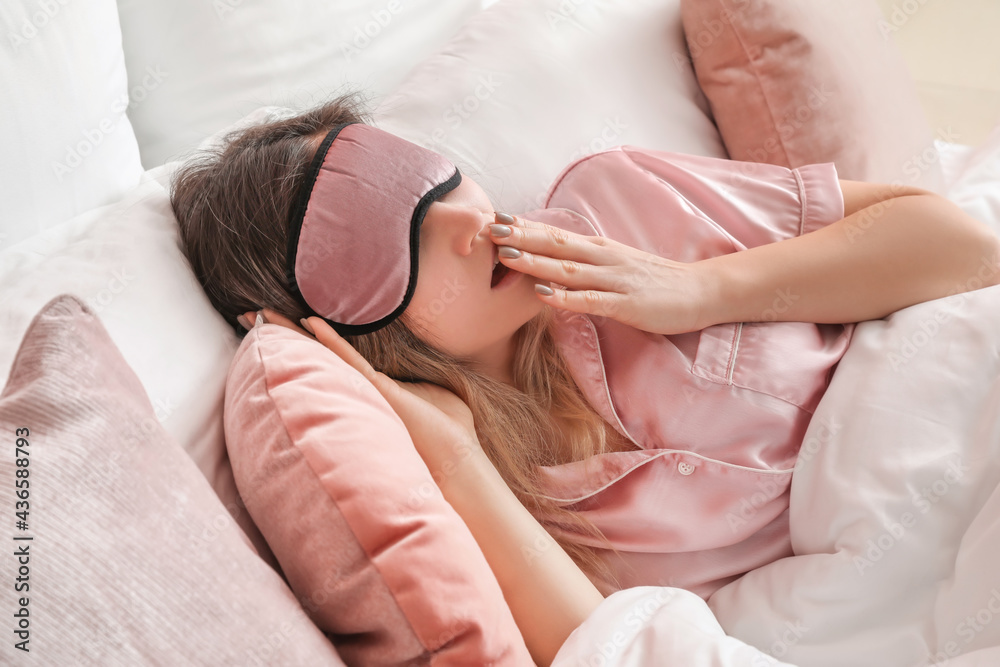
[542,145,846,256]
[625,146,845,246]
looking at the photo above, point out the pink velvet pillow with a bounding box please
[0,294,345,665]
[223,323,532,665]
[681,0,944,193]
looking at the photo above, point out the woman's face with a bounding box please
[401,173,546,383]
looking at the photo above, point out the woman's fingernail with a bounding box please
[535,284,554,296]
[299,318,315,335]
[237,314,252,330]
[499,246,521,259]
[255,311,266,326]
[495,211,515,224]
[490,224,512,238]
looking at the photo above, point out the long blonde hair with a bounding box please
[169,92,630,591]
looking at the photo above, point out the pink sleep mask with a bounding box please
[285,122,461,335]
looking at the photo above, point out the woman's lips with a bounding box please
[489,241,521,288]
[491,260,510,288]
[490,245,517,289]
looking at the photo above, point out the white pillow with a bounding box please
[0,0,144,249]
[116,0,483,167]
[945,123,1000,236]
[0,166,271,564]
[373,0,727,216]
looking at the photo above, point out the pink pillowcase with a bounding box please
[0,294,345,665]
[681,0,944,193]
[223,323,532,664]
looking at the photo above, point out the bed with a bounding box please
[2,0,1000,664]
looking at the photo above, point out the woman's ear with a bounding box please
[236,310,260,331]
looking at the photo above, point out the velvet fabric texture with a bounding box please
[680,0,945,193]
[223,322,533,665]
[0,294,345,665]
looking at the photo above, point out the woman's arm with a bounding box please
[489,180,1000,336]
[696,180,1000,327]
[435,441,605,667]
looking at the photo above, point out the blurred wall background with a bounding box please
[875,0,1000,146]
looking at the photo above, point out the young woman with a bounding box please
[170,93,1000,666]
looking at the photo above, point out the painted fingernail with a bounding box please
[495,211,515,224]
[255,311,266,326]
[535,284,554,296]
[499,246,521,259]
[490,224,512,237]
[299,318,315,335]
[237,314,252,330]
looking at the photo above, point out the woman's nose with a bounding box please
[446,206,493,256]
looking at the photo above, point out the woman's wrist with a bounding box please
[691,259,734,330]
[692,245,803,328]
[420,435,488,494]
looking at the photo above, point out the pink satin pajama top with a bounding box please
[520,146,856,601]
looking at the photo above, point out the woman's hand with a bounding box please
[245,308,483,484]
[491,213,716,335]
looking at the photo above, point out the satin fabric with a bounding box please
[521,146,855,600]
[291,123,459,334]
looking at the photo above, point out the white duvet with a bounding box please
[553,128,1000,667]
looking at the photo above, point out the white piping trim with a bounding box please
[793,167,807,236]
[727,322,743,385]
[582,314,642,449]
[537,448,795,504]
